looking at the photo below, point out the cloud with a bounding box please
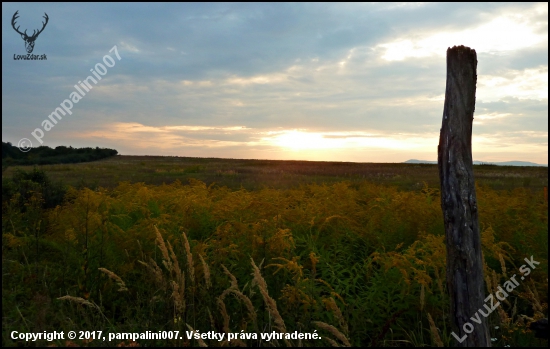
[377,14,547,61]
[2,2,547,163]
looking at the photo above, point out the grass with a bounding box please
[1,156,548,347]
[2,155,548,192]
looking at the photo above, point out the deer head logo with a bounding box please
[12,10,49,54]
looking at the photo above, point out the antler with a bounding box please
[11,11,49,39]
[11,10,25,36]
[33,13,49,38]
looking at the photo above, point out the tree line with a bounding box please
[2,142,118,166]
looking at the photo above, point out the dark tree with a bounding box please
[438,46,490,347]
[1,142,117,165]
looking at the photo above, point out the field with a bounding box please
[2,156,548,347]
[3,155,549,191]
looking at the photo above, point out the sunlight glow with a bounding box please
[379,16,546,61]
[267,130,333,150]
[262,130,432,151]
[69,122,547,164]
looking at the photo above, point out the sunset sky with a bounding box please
[2,2,548,164]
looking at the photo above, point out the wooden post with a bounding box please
[438,46,490,347]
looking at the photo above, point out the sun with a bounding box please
[269,130,335,151]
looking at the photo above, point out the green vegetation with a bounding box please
[2,159,548,347]
[2,142,118,167]
[2,155,548,192]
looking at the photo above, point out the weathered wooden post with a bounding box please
[438,46,490,347]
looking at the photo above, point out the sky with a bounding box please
[2,2,548,164]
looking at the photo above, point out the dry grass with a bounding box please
[321,336,340,347]
[251,258,287,334]
[137,258,164,286]
[182,230,195,286]
[499,254,508,278]
[140,227,188,317]
[3,162,547,347]
[98,267,128,292]
[324,297,348,336]
[199,253,212,289]
[217,297,230,334]
[171,280,185,315]
[221,264,239,291]
[57,295,96,308]
[207,307,215,331]
[426,313,444,347]
[167,240,182,284]
[56,296,112,326]
[154,225,172,272]
[219,264,258,332]
[312,321,351,347]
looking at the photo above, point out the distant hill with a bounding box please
[404,159,548,167]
